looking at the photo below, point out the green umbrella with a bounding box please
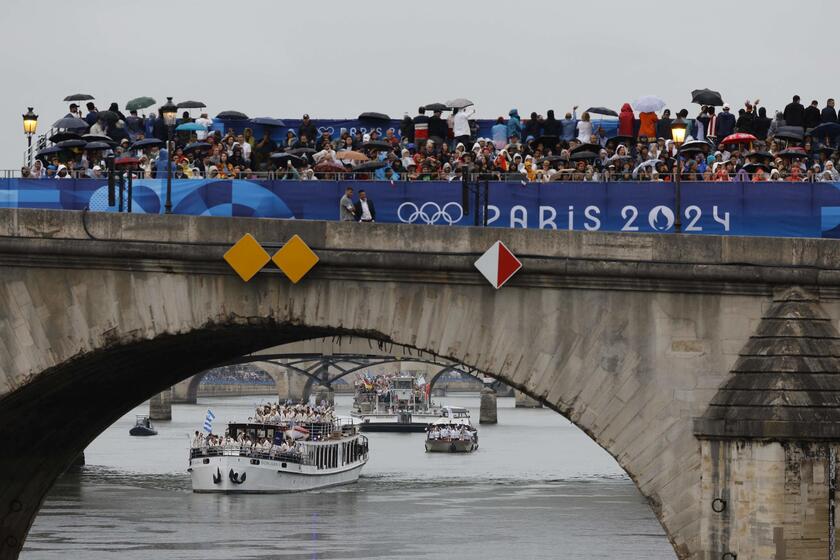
[125,96,156,111]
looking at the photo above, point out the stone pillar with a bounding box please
[479,387,497,425]
[514,390,542,408]
[313,385,334,406]
[149,388,172,421]
[63,451,85,473]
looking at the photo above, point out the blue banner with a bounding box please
[3,178,840,238]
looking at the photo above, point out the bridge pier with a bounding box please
[479,387,497,425]
[149,389,172,421]
[514,390,542,408]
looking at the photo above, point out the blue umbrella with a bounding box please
[131,138,164,149]
[251,117,286,127]
[176,122,207,132]
[810,122,840,138]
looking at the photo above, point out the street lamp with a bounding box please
[23,107,38,167]
[160,97,178,214]
[670,117,687,233]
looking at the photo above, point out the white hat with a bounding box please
[722,103,730,110]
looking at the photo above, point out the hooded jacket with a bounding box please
[753,108,772,139]
[506,109,522,140]
[618,103,635,137]
[542,110,559,137]
[638,112,658,139]
[524,112,541,141]
[717,110,736,137]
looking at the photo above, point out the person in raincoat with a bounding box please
[491,117,507,150]
[506,109,522,142]
[638,111,658,139]
[618,103,635,137]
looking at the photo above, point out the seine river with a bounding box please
[22,394,674,559]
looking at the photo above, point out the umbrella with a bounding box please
[56,139,86,149]
[720,133,757,146]
[353,160,388,171]
[216,110,249,120]
[774,126,805,142]
[250,117,286,127]
[606,135,634,146]
[679,146,707,156]
[633,95,667,113]
[569,151,599,161]
[776,149,808,159]
[446,98,474,109]
[691,88,724,106]
[809,122,840,139]
[81,134,114,144]
[313,162,346,173]
[358,112,391,122]
[585,107,618,117]
[679,140,713,152]
[63,93,94,102]
[336,150,369,162]
[269,152,304,167]
[745,151,773,160]
[96,110,120,123]
[743,162,771,173]
[288,147,316,155]
[37,146,64,157]
[184,142,211,153]
[632,159,663,177]
[114,156,141,167]
[571,143,601,154]
[49,131,82,143]
[175,122,207,132]
[361,140,393,152]
[84,141,112,150]
[177,100,206,109]
[608,154,634,163]
[125,96,156,111]
[131,138,163,149]
[423,103,448,112]
[52,117,89,130]
[537,155,566,164]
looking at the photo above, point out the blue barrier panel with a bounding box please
[2,178,840,238]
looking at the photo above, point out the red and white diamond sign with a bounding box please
[474,241,522,289]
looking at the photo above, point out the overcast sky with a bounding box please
[2,0,839,169]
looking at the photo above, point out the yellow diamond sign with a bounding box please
[224,234,271,281]
[272,234,319,284]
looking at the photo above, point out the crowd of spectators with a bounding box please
[200,365,274,386]
[22,95,840,182]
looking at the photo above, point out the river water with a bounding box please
[22,395,674,559]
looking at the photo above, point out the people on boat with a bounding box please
[252,402,336,424]
[426,423,476,441]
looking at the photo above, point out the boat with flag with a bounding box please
[350,374,471,432]
[188,405,368,493]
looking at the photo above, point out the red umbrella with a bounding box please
[720,133,757,146]
[114,156,141,167]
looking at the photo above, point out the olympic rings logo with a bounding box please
[397,202,464,225]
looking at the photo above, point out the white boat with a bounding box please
[351,375,471,432]
[189,418,368,493]
[425,417,478,453]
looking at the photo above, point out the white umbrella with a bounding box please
[446,98,474,109]
[633,95,667,113]
[632,159,662,178]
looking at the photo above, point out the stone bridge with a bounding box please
[3,207,840,559]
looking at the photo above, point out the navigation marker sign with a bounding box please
[474,241,522,289]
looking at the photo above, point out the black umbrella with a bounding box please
[358,112,391,122]
[250,117,286,127]
[571,143,601,154]
[84,141,112,151]
[63,93,94,102]
[810,122,840,139]
[177,100,206,109]
[774,126,805,142]
[776,149,808,159]
[96,110,120,123]
[586,107,618,117]
[131,138,164,149]
[81,134,115,145]
[606,135,634,146]
[678,146,706,156]
[361,140,393,152]
[745,151,773,160]
[537,155,566,164]
[184,142,212,153]
[569,151,599,161]
[423,103,448,112]
[56,139,86,149]
[216,110,249,120]
[691,88,724,106]
[679,140,713,152]
[743,162,771,173]
[353,160,388,171]
[269,152,304,167]
[37,146,64,157]
[288,147,316,155]
[49,131,82,143]
[53,117,89,130]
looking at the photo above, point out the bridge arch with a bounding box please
[4,208,817,559]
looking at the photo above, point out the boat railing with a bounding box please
[190,444,305,464]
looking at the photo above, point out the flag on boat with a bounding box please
[203,409,216,433]
[285,425,310,440]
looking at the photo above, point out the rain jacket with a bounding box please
[822,106,838,123]
[524,112,541,141]
[717,110,736,137]
[542,110,560,137]
[618,104,635,137]
[491,123,507,150]
[560,111,577,141]
[638,112,658,139]
[507,109,522,139]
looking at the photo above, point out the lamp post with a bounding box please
[670,117,687,233]
[160,97,178,214]
[22,107,38,168]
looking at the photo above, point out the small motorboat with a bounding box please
[129,415,158,436]
[424,417,478,453]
